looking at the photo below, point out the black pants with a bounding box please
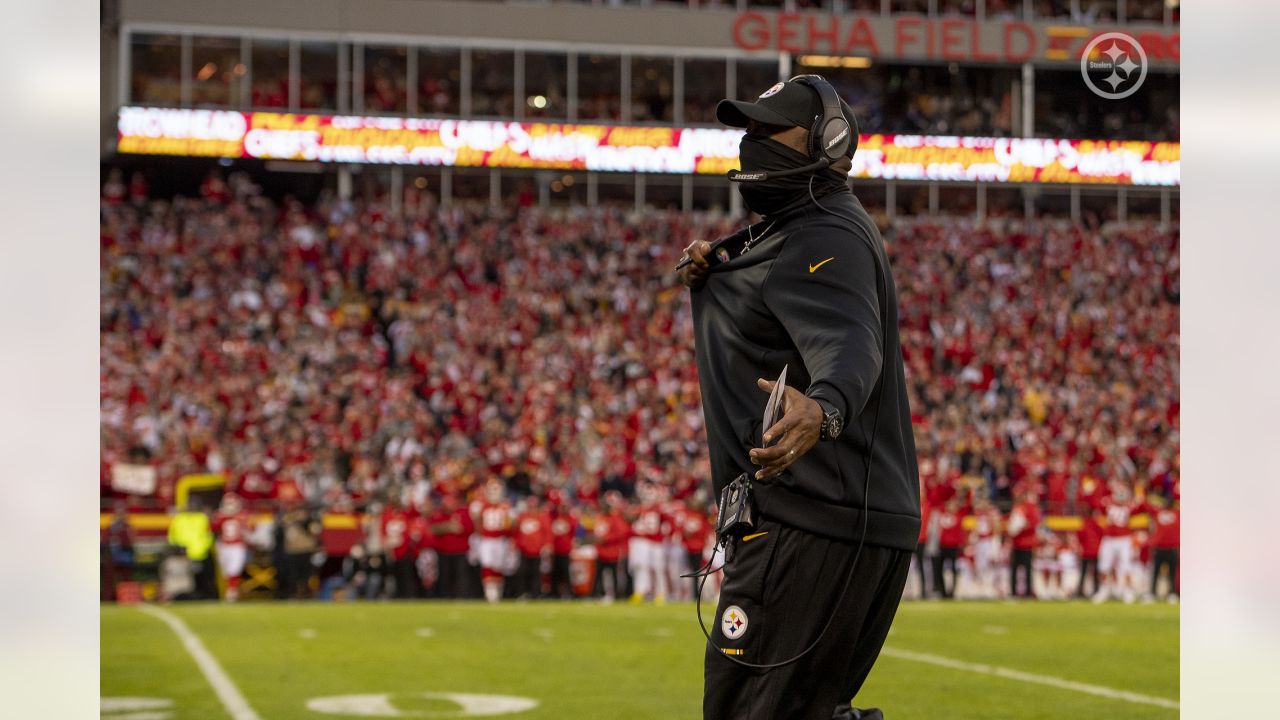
[1077,556,1099,597]
[687,550,706,599]
[394,555,421,599]
[1010,548,1034,598]
[278,552,314,599]
[550,554,573,599]
[1150,548,1179,597]
[437,553,469,599]
[913,542,929,598]
[516,555,542,598]
[192,557,218,600]
[932,546,960,599]
[594,560,621,598]
[703,517,912,720]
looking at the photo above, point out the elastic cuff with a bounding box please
[805,383,847,419]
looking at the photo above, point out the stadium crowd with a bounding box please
[100,168,1178,603]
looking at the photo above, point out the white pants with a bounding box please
[216,543,247,579]
[628,538,668,598]
[1098,536,1133,577]
[973,537,999,583]
[477,537,512,574]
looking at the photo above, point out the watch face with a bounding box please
[826,413,842,439]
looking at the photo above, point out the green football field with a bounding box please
[101,600,1178,719]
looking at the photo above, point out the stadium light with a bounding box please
[796,55,873,69]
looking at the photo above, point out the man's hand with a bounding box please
[749,378,823,480]
[678,240,712,289]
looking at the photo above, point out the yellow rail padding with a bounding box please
[958,514,1151,532]
[101,512,362,530]
[174,473,227,509]
[104,511,1148,535]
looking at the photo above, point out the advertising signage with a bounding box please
[116,107,1180,187]
[731,12,1179,67]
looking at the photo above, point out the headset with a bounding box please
[727,74,855,183]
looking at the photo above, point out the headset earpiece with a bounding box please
[790,74,852,163]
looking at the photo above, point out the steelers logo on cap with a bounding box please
[759,82,784,99]
[721,605,749,640]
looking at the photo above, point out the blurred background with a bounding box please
[98,2,1179,718]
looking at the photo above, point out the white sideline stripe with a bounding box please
[881,647,1179,711]
[138,605,264,720]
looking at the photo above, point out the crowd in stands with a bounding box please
[100,168,1178,602]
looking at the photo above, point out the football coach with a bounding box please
[678,76,921,720]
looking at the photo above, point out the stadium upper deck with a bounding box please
[102,0,1178,218]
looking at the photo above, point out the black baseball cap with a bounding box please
[716,79,823,130]
[716,78,859,155]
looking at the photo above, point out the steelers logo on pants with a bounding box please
[721,605,749,640]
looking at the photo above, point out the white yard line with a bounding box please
[880,647,1179,711]
[137,605,264,720]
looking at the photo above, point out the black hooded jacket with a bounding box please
[689,189,921,551]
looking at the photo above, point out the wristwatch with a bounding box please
[815,399,843,441]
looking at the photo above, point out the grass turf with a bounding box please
[101,599,1177,719]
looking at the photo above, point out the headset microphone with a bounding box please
[727,157,830,183]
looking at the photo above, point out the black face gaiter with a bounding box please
[736,135,850,217]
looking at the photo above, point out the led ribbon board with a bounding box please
[116,107,1180,187]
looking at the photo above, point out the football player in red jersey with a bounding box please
[1075,505,1103,598]
[676,494,713,600]
[1094,479,1144,604]
[592,491,629,602]
[1007,486,1042,598]
[1146,493,1180,602]
[513,495,552,599]
[969,494,1003,599]
[934,495,970,599]
[911,496,932,599]
[547,495,578,599]
[472,478,515,603]
[628,483,670,604]
[380,496,419,599]
[212,493,252,601]
[428,492,473,599]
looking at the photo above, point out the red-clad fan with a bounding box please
[472,478,515,603]
[428,492,474,599]
[547,494,578,599]
[1147,493,1180,601]
[1007,487,1042,598]
[232,457,278,502]
[212,493,252,601]
[380,497,419,599]
[934,495,968,599]
[627,483,670,604]
[675,494,713,600]
[969,494,1003,599]
[1094,479,1144,603]
[592,491,630,602]
[513,495,552,599]
[1077,473,1106,512]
